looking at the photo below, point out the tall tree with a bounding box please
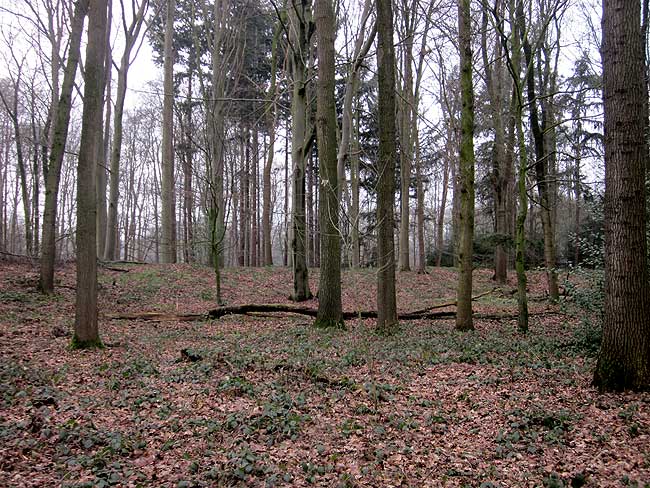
[593,0,650,391]
[160,0,176,263]
[482,0,510,285]
[0,61,33,257]
[39,0,89,294]
[455,0,475,331]
[397,0,415,272]
[517,0,559,301]
[314,0,342,328]
[104,0,150,260]
[262,19,283,266]
[288,0,314,301]
[73,0,107,348]
[375,0,398,333]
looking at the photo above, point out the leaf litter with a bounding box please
[0,262,648,487]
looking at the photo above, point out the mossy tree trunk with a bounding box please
[160,0,176,264]
[455,0,476,331]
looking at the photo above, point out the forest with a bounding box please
[0,0,649,485]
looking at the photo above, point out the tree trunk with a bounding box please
[39,0,89,293]
[104,0,149,261]
[289,0,313,301]
[593,0,650,391]
[160,0,176,263]
[517,0,558,300]
[350,106,361,268]
[482,0,508,285]
[455,0,475,331]
[375,0,398,333]
[73,0,107,348]
[314,0,343,328]
[262,21,282,266]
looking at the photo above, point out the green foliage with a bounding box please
[218,376,255,396]
[495,408,577,458]
[223,390,309,445]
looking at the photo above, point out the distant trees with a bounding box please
[0,0,635,350]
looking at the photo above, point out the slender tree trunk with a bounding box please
[350,105,361,268]
[39,0,89,292]
[262,21,281,266]
[289,0,313,301]
[517,0,558,300]
[73,0,107,348]
[376,0,398,333]
[593,0,650,391]
[415,141,425,273]
[455,0,475,331]
[104,0,148,260]
[160,0,176,263]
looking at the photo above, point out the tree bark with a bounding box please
[375,0,398,333]
[314,0,343,328]
[455,0,475,331]
[593,0,650,391]
[39,0,89,294]
[517,0,559,301]
[288,0,313,301]
[160,0,176,263]
[104,0,149,261]
[73,0,107,348]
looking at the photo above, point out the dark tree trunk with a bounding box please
[314,0,343,328]
[375,0,398,333]
[73,0,107,348]
[593,0,650,391]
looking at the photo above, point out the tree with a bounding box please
[288,0,314,301]
[39,0,89,294]
[593,0,650,391]
[455,0,475,331]
[313,0,342,328]
[73,0,107,348]
[375,0,398,333]
[104,0,151,260]
[160,0,176,263]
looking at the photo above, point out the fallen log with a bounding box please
[106,289,506,323]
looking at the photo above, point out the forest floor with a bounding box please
[0,262,649,488]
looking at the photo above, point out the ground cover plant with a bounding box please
[0,262,649,487]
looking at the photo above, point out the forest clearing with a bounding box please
[1,262,648,487]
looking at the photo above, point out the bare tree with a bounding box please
[314,0,342,328]
[104,0,151,260]
[160,0,176,263]
[73,0,108,348]
[376,0,398,333]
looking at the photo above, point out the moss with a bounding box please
[70,335,104,350]
[374,323,401,337]
[313,317,346,330]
